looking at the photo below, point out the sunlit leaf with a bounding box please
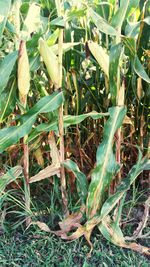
[47,28,59,46]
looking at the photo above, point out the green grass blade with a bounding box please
[0,166,22,194]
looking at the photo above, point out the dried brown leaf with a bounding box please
[29,164,60,183]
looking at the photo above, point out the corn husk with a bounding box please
[88,40,109,77]
[18,41,30,106]
[39,38,59,88]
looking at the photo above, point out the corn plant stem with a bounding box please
[115,7,122,185]
[23,134,31,226]
[57,23,68,216]
[21,101,30,226]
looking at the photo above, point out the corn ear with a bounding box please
[39,38,59,88]
[18,41,30,106]
[88,40,109,77]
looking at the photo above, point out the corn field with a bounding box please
[0,0,150,256]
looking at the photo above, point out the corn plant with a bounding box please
[0,0,150,256]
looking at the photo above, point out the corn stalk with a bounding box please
[56,0,68,216]
[18,40,31,225]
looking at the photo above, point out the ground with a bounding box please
[0,229,149,267]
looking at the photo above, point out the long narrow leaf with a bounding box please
[62,159,88,204]
[89,8,118,36]
[0,79,17,122]
[100,154,150,219]
[0,92,63,152]
[0,0,11,37]
[109,43,122,103]
[111,0,130,29]
[0,166,22,194]
[27,111,109,143]
[86,106,126,218]
[0,51,18,94]
[134,56,150,83]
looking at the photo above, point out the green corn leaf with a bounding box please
[0,0,11,37]
[21,2,41,39]
[50,42,81,55]
[89,8,118,36]
[0,51,18,95]
[0,91,63,152]
[86,106,126,219]
[100,153,150,219]
[0,79,17,123]
[123,37,136,58]
[0,166,22,195]
[62,159,88,204]
[50,16,65,28]
[111,0,130,30]
[98,216,125,246]
[47,28,59,46]
[109,43,122,104]
[27,111,109,143]
[134,56,150,83]
[98,215,150,254]
[126,0,140,18]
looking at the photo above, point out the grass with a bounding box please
[0,229,149,267]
